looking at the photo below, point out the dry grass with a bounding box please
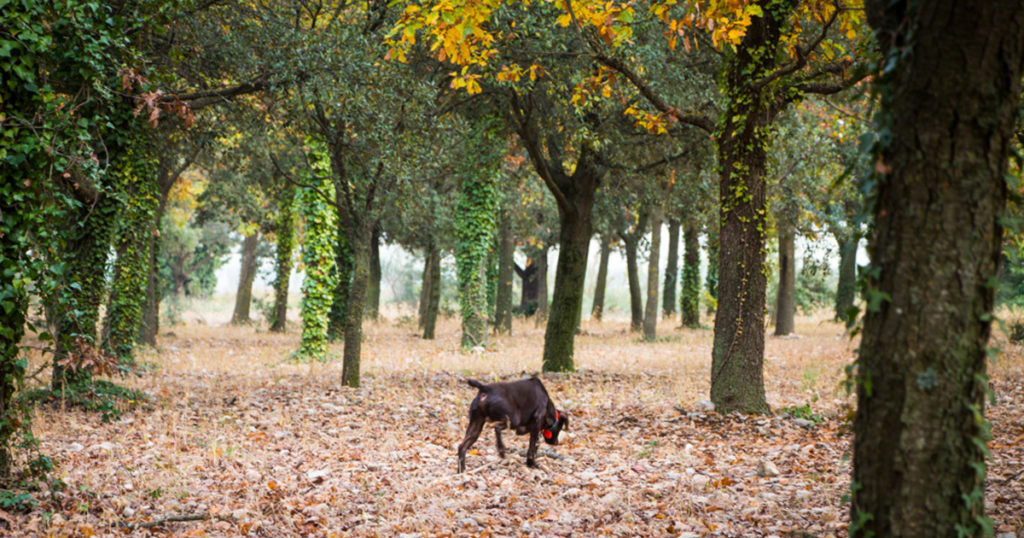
[11,308,1024,536]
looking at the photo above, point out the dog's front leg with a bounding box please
[525,430,539,468]
[457,416,484,473]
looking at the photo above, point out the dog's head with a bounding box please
[542,409,569,445]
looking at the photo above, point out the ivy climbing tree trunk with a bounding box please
[494,208,514,334]
[834,231,857,326]
[367,225,381,320]
[852,2,1024,535]
[102,147,158,362]
[680,219,701,328]
[270,189,296,333]
[297,167,336,361]
[422,241,441,340]
[643,204,663,341]
[774,227,795,336]
[534,246,548,327]
[591,234,611,321]
[663,219,679,318]
[231,231,260,325]
[52,190,118,387]
[621,230,643,333]
[455,157,499,348]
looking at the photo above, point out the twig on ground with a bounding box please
[115,512,236,530]
[511,447,572,461]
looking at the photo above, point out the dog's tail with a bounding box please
[467,379,488,391]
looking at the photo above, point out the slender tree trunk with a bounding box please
[853,2,1024,535]
[422,243,441,339]
[328,205,353,341]
[535,245,549,327]
[270,193,295,333]
[231,231,259,325]
[494,210,514,334]
[591,234,611,321]
[834,232,857,326]
[418,247,432,329]
[643,205,663,341]
[622,235,643,332]
[705,233,719,315]
[342,227,371,388]
[680,220,701,328]
[663,219,679,318]
[773,227,795,336]
[367,225,381,320]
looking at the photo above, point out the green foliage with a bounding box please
[779,404,825,425]
[680,262,701,325]
[795,254,834,314]
[1006,319,1024,344]
[296,149,337,361]
[102,146,160,361]
[21,380,146,424]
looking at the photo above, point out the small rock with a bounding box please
[122,506,135,517]
[67,443,84,452]
[757,460,780,477]
[696,399,715,412]
[245,469,260,482]
[460,518,479,527]
[600,491,622,506]
[306,469,329,482]
[793,418,814,428]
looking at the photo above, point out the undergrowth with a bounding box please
[20,380,148,423]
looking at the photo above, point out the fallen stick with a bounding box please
[115,512,236,530]
[511,447,572,461]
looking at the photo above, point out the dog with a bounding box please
[457,376,569,473]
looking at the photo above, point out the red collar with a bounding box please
[543,410,560,439]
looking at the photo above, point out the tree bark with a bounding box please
[534,246,549,327]
[367,224,381,320]
[231,231,259,325]
[773,227,795,336]
[270,194,295,333]
[422,242,441,339]
[342,226,371,387]
[494,210,514,334]
[834,232,857,326]
[680,219,701,328]
[663,219,679,318]
[643,204,663,341]
[704,233,719,315]
[591,234,611,321]
[418,246,432,329]
[621,233,643,332]
[328,207,353,341]
[514,260,539,314]
[543,189,595,371]
[852,2,1024,536]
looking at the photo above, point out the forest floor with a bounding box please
[7,309,1024,537]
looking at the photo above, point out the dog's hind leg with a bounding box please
[457,417,484,473]
[494,426,506,458]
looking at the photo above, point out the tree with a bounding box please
[852,2,1024,535]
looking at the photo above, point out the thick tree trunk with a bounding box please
[834,232,857,326]
[52,192,118,387]
[368,225,385,319]
[773,227,795,336]
[231,231,259,325]
[622,235,643,332]
[680,220,701,328]
[852,2,1024,536]
[422,243,441,339]
[270,197,295,333]
[643,205,663,341]
[591,234,611,321]
[328,212,353,341]
[494,210,514,334]
[663,219,679,318]
[342,227,371,388]
[543,197,593,371]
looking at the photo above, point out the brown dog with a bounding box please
[457,377,569,472]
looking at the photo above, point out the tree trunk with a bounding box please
[366,224,381,320]
[680,220,701,328]
[270,194,295,333]
[231,231,259,325]
[834,232,857,326]
[139,185,170,346]
[534,246,549,327]
[705,233,719,315]
[102,153,158,362]
[328,205,353,341]
[494,210,514,334]
[852,2,1024,536]
[342,227,372,388]
[418,247,432,329]
[422,243,441,339]
[514,260,539,314]
[622,235,643,332]
[643,205,663,341]
[52,191,118,387]
[591,234,611,321]
[773,227,795,336]
[542,191,594,372]
[663,219,679,318]
[455,167,499,348]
